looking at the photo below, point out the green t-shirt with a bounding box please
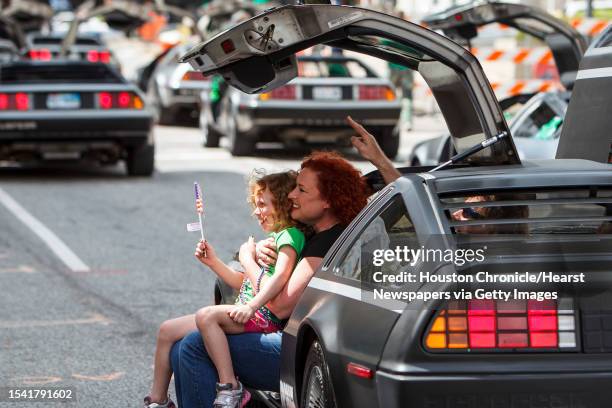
[237,227,305,323]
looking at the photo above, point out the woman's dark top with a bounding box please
[300,224,344,258]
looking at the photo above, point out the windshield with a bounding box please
[297,58,377,78]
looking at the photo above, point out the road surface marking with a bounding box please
[0,187,90,272]
[0,265,36,274]
[72,372,124,381]
[0,313,111,329]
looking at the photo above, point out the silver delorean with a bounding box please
[181,4,612,407]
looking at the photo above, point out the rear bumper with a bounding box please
[376,371,612,408]
[240,104,401,127]
[0,110,152,140]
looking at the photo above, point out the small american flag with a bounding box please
[194,182,204,215]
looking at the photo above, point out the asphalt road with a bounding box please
[0,119,444,407]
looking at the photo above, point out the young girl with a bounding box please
[144,170,304,408]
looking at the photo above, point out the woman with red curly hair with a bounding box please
[169,150,376,408]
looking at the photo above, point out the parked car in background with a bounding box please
[25,32,121,70]
[0,61,154,175]
[139,0,268,125]
[143,42,211,125]
[409,1,586,166]
[200,54,402,157]
[181,3,612,407]
[0,0,154,176]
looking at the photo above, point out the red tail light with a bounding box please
[259,85,296,101]
[87,50,111,63]
[97,92,143,109]
[358,85,395,101]
[29,48,52,61]
[15,93,29,110]
[0,93,31,111]
[182,71,207,81]
[425,297,577,351]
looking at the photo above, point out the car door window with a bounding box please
[334,195,418,289]
[513,102,562,140]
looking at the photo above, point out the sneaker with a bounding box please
[213,381,251,408]
[143,396,176,408]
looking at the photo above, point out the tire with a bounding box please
[157,106,175,126]
[203,124,221,148]
[376,126,400,159]
[126,143,155,176]
[227,116,255,156]
[148,84,174,125]
[301,341,337,408]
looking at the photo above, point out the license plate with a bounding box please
[312,86,342,101]
[47,93,81,109]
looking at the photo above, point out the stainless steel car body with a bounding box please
[410,91,569,166]
[0,61,154,175]
[182,4,612,407]
[409,1,587,166]
[147,43,212,124]
[25,32,121,69]
[199,54,401,155]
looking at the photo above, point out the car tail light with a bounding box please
[182,71,207,81]
[424,297,578,351]
[87,50,111,63]
[259,85,296,101]
[29,48,52,61]
[97,92,143,109]
[0,93,31,111]
[358,85,395,101]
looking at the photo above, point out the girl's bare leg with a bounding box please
[195,305,246,388]
[150,314,197,403]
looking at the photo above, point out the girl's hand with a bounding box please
[195,240,217,266]
[229,304,255,324]
[256,237,277,267]
[238,236,257,265]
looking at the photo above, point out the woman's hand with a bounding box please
[347,115,401,184]
[347,116,387,165]
[229,304,255,324]
[195,240,218,267]
[256,237,277,267]
[239,236,257,265]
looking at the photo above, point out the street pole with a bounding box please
[587,0,593,17]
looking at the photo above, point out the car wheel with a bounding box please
[301,341,337,408]
[126,143,155,176]
[227,116,254,156]
[376,126,400,159]
[203,124,221,148]
[148,84,174,125]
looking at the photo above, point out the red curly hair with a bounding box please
[301,151,370,227]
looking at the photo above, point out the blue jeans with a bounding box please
[170,330,282,407]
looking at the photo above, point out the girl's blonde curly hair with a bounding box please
[247,169,298,232]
